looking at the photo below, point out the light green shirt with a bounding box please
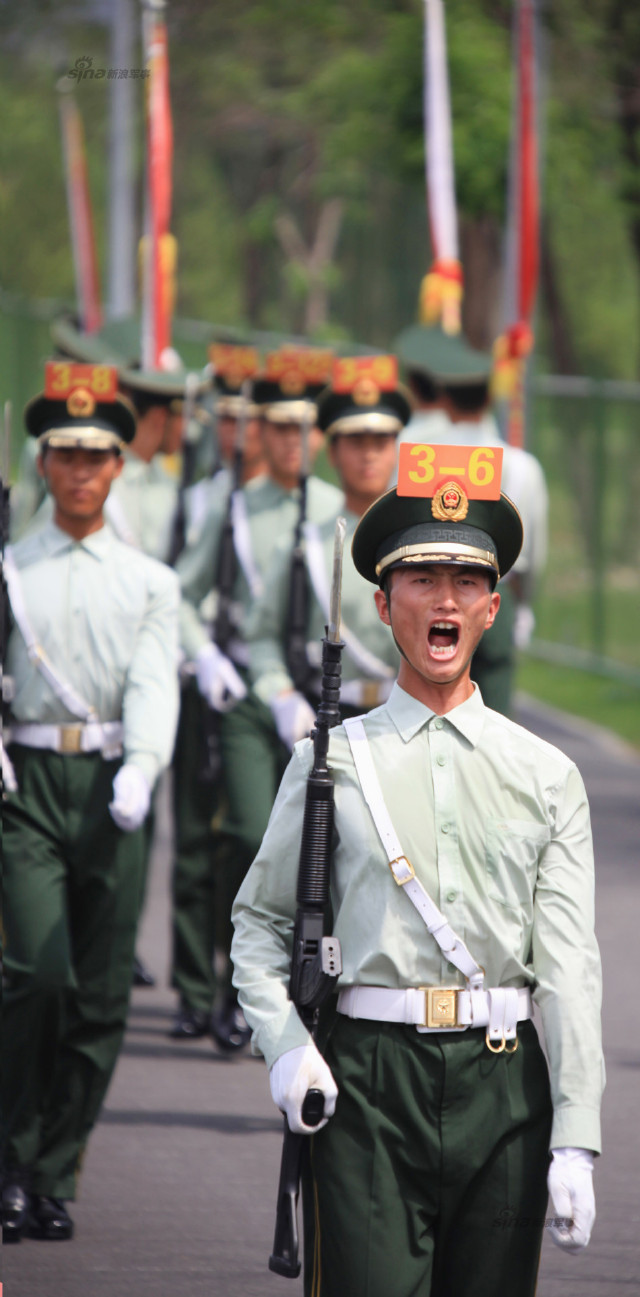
[177,474,343,660]
[7,519,180,786]
[231,682,604,1152]
[247,507,399,704]
[104,449,179,562]
[17,450,180,564]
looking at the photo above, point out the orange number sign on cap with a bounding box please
[332,355,398,393]
[44,362,118,402]
[397,443,504,500]
[209,344,261,383]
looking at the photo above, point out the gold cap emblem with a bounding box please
[352,376,380,406]
[281,374,305,397]
[67,388,96,418]
[431,481,469,522]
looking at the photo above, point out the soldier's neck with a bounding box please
[53,509,106,541]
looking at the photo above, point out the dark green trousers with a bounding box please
[1,746,144,1199]
[471,582,516,717]
[304,1017,552,1297]
[170,679,229,1013]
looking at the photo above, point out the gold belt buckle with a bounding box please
[423,987,459,1029]
[59,725,83,754]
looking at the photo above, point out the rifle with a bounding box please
[284,406,313,695]
[167,372,201,567]
[1,401,16,794]
[198,381,250,783]
[269,516,346,1280]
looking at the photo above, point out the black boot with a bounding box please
[29,1195,74,1241]
[132,953,156,987]
[169,1000,209,1039]
[2,1181,32,1243]
[211,991,251,1053]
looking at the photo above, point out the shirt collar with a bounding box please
[43,518,112,561]
[386,680,486,748]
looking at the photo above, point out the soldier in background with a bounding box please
[247,357,410,733]
[168,357,266,1040]
[1,366,179,1242]
[393,325,548,715]
[175,351,341,1050]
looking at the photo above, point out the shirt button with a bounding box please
[441,823,450,835]
[435,719,444,730]
[437,755,445,766]
[446,890,457,903]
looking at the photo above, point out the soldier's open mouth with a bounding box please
[427,622,459,659]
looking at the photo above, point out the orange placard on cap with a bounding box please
[209,343,261,385]
[397,443,504,500]
[44,362,118,402]
[264,348,334,392]
[332,355,398,394]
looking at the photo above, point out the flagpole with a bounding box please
[57,82,102,334]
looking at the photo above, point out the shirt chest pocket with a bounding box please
[484,817,551,912]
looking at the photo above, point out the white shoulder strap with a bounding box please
[303,521,395,681]
[230,490,263,600]
[343,715,484,989]
[4,546,97,722]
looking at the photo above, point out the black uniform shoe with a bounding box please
[2,1183,31,1243]
[169,1002,209,1039]
[211,992,252,1053]
[132,954,156,987]
[29,1196,74,1241]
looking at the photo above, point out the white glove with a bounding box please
[269,1042,338,1135]
[196,642,247,712]
[513,603,536,650]
[270,691,316,750]
[109,764,151,833]
[547,1147,595,1253]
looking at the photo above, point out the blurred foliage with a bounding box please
[1,0,640,370]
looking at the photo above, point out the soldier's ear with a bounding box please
[36,451,46,480]
[374,586,391,627]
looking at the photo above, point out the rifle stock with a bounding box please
[268,517,346,1280]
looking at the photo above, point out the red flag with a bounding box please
[141,7,176,369]
[58,90,102,334]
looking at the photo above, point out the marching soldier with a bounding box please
[393,324,548,715]
[174,349,341,1048]
[1,365,180,1242]
[247,356,411,734]
[168,350,267,1040]
[231,454,603,1297]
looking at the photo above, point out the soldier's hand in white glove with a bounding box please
[270,691,315,751]
[109,764,151,832]
[547,1147,596,1253]
[195,642,247,713]
[269,1042,338,1134]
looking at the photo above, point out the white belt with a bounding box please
[337,985,532,1050]
[338,679,394,708]
[10,721,124,758]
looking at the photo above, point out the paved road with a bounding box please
[4,698,639,1296]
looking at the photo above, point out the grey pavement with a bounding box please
[3,697,639,1296]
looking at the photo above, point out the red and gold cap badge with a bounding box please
[332,355,398,407]
[44,362,119,418]
[209,343,261,390]
[397,443,504,519]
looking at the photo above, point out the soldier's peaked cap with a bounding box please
[352,488,523,588]
[24,392,136,449]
